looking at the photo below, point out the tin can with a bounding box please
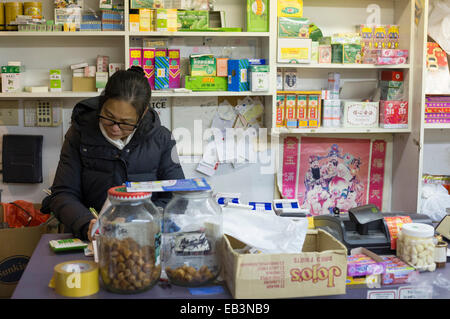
[0,3,4,31]
[5,2,23,31]
[24,2,42,19]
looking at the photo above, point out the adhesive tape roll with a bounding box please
[49,260,99,297]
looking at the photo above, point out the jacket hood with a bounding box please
[71,96,162,144]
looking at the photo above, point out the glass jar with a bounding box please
[162,190,222,286]
[98,186,162,294]
[396,223,436,272]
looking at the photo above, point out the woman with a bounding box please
[42,66,185,240]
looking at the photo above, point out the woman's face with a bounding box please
[99,99,139,140]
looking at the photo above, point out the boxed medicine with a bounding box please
[184,76,227,91]
[156,9,177,32]
[283,68,301,91]
[285,94,297,128]
[379,100,408,128]
[276,95,286,127]
[190,54,216,77]
[168,49,181,88]
[278,38,312,64]
[155,56,169,90]
[1,66,21,93]
[278,17,309,38]
[227,59,250,92]
[216,58,229,77]
[249,65,269,92]
[342,101,379,128]
[247,0,269,32]
[49,69,62,92]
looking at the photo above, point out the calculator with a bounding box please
[49,238,88,252]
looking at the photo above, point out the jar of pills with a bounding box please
[396,223,436,272]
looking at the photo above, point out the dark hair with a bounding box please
[99,66,151,118]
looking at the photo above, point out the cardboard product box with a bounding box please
[380,86,404,100]
[296,94,307,123]
[190,54,216,77]
[283,68,301,91]
[155,56,169,90]
[381,255,417,286]
[216,58,228,77]
[1,66,21,93]
[72,76,96,92]
[156,8,177,32]
[129,13,139,32]
[95,72,108,89]
[358,24,374,51]
[177,10,209,30]
[343,44,362,64]
[318,45,332,64]
[311,42,319,64]
[108,63,124,77]
[139,8,151,32]
[168,49,180,89]
[278,0,303,18]
[131,0,157,9]
[379,100,408,128]
[307,95,320,127]
[331,44,343,63]
[342,101,379,128]
[276,95,286,127]
[247,0,269,32]
[277,69,284,90]
[49,69,62,92]
[278,38,312,64]
[129,47,142,67]
[222,229,348,299]
[184,76,227,91]
[143,48,156,89]
[227,59,249,92]
[249,65,269,92]
[278,17,309,38]
[285,94,297,128]
[381,70,403,82]
[322,99,341,128]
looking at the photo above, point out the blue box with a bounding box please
[126,178,211,192]
[227,59,249,92]
[155,56,169,90]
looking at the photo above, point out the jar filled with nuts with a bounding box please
[98,186,162,294]
[162,190,222,286]
[396,223,436,272]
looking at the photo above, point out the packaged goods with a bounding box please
[347,254,385,277]
[283,68,301,91]
[328,72,340,91]
[358,24,374,51]
[156,8,177,32]
[49,69,62,92]
[142,48,155,89]
[376,57,407,65]
[278,0,303,18]
[95,72,108,89]
[276,95,286,127]
[155,56,169,89]
[278,38,312,64]
[379,101,408,128]
[381,70,404,82]
[190,54,216,76]
[98,186,162,294]
[139,8,151,31]
[1,66,21,93]
[129,13,139,32]
[247,0,269,32]
[381,255,418,285]
[322,99,341,128]
[278,17,309,38]
[177,10,208,30]
[168,49,180,88]
[342,101,379,128]
[277,69,283,90]
[296,94,307,124]
[307,95,320,127]
[216,58,228,77]
[285,94,297,128]
[318,45,331,64]
[380,86,404,101]
[129,47,142,67]
[184,76,227,91]
[331,44,343,63]
[249,65,269,92]
[396,223,436,272]
[311,42,319,63]
[343,44,362,64]
[227,59,249,92]
[373,25,387,49]
[386,25,399,49]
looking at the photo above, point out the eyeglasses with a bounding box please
[98,115,138,131]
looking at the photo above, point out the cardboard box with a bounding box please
[0,204,58,298]
[319,45,332,64]
[278,0,303,18]
[278,17,309,38]
[184,76,227,91]
[222,229,348,299]
[379,100,408,128]
[227,59,249,92]
[72,77,96,92]
[139,9,151,32]
[143,48,156,90]
[283,68,301,91]
[190,54,216,77]
[156,9,177,32]
[249,65,269,92]
[296,94,307,122]
[129,13,139,32]
[177,10,209,30]
[216,58,229,77]
[247,0,269,32]
[155,56,169,90]
[131,0,157,9]
[381,255,417,285]
[307,95,320,127]
[168,49,180,88]
[276,95,286,127]
[129,47,142,67]
[278,38,312,64]
[49,69,62,92]
[285,94,297,127]
[342,101,379,128]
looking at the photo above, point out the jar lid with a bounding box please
[401,223,435,238]
[108,186,152,201]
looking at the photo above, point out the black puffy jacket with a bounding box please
[42,96,185,240]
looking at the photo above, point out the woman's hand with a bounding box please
[87,219,97,242]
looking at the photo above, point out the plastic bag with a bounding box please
[428,0,450,54]
[420,183,450,221]
[2,200,50,228]
[222,207,309,254]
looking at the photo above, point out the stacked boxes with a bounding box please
[322,89,340,128]
[425,96,450,124]
[101,10,124,31]
[276,91,322,128]
[380,70,404,100]
[358,24,401,58]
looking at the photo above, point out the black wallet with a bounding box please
[2,134,43,183]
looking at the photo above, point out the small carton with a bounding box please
[322,99,341,128]
[278,38,312,64]
[168,49,180,88]
[142,48,156,89]
[311,41,319,64]
[155,56,169,90]
[72,77,96,92]
[331,44,343,63]
[190,54,216,76]
[129,13,139,32]
[283,68,301,91]
[156,8,177,32]
[177,10,209,30]
[108,63,124,77]
[139,9,151,32]
[222,229,348,299]
[276,95,286,127]
[296,94,308,125]
[277,0,303,18]
[49,69,62,92]
[1,66,21,93]
[358,24,374,51]
[130,0,158,9]
[343,44,362,64]
[307,95,320,127]
[249,65,269,92]
[379,100,408,128]
[285,94,297,128]
[381,255,417,286]
[184,76,227,91]
[386,25,399,49]
[129,47,142,67]
[216,58,229,77]
[381,70,403,82]
[247,0,269,32]
[278,17,310,38]
[95,72,108,89]
[373,25,387,49]
[227,59,250,92]
[342,101,379,128]
[318,45,332,64]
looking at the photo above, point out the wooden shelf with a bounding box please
[277,63,411,69]
[272,127,411,135]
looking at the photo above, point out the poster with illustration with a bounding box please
[297,137,371,216]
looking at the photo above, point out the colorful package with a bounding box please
[347,254,386,277]
[276,95,286,127]
[168,49,180,88]
[342,101,379,128]
[247,0,269,32]
[381,256,417,286]
[307,95,320,127]
[190,54,216,76]
[376,57,407,65]
[142,48,155,89]
[155,56,169,90]
[373,25,387,49]
[296,94,307,125]
[227,59,250,92]
[318,45,332,64]
[278,17,309,38]
[386,25,399,49]
[285,94,297,128]
[129,48,142,67]
[278,0,303,17]
[156,8,177,32]
[216,58,228,77]
[177,10,209,30]
[184,76,227,91]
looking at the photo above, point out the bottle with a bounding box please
[98,186,162,293]
[162,190,222,286]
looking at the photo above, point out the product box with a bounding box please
[72,77,96,92]
[49,69,62,92]
[222,229,347,299]
[125,178,211,192]
[285,94,297,128]
[129,13,139,32]
[0,205,57,298]
[283,68,301,91]
[278,17,309,38]
[373,25,387,49]
[247,0,269,32]
[276,95,286,127]
[331,44,343,63]
[277,70,284,90]
[129,47,142,67]
[379,100,408,128]
[248,59,266,65]
[155,56,169,90]
[156,9,177,32]
[278,38,312,64]
[328,72,340,91]
[277,0,303,18]
[380,86,404,100]
[184,76,227,91]
[139,9,151,32]
[216,58,229,77]
[296,94,307,123]
[190,54,216,76]
[343,44,362,64]
[358,24,374,51]
[249,65,269,92]
[386,25,400,49]
[227,59,250,92]
[1,66,21,93]
[84,65,96,77]
[318,45,332,64]
[379,80,404,89]
[307,95,320,127]
[95,72,108,90]
[342,101,379,128]
[347,247,386,277]
[381,255,417,286]
[311,41,319,64]
[322,99,341,128]
[376,57,407,65]
[381,70,403,82]
[96,55,109,73]
[177,10,209,30]
[130,0,157,9]
[108,63,124,77]
[168,49,180,89]
[54,8,82,30]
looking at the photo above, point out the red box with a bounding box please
[380,100,408,128]
[381,70,403,82]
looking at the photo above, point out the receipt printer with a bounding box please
[313,204,433,255]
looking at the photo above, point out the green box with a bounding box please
[246,0,269,32]
[1,66,21,73]
[331,44,343,63]
[130,0,155,9]
[177,10,209,30]
[190,54,216,76]
[50,69,62,92]
[185,76,227,91]
[278,17,310,38]
[343,44,362,64]
[379,80,404,89]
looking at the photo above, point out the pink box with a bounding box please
[380,100,408,128]
[129,47,142,67]
[142,48,155,90]
[168,49,180,89]
[376,57,407,65]
[425,118,450,123]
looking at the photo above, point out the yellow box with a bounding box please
[278,0,303,17]
[139,9,151,32]
[129,13,139,32]
[298,120,308,127]
[72,77,96,92]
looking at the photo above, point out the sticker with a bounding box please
[367,289,397,299]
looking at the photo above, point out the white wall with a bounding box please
[422,130,450,175]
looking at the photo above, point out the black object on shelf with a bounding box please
[2,134,43,183]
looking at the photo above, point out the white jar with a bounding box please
[397,223,436,272]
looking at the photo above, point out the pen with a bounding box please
[89,207,98,219]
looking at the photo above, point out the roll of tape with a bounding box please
[49,260,99,297]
